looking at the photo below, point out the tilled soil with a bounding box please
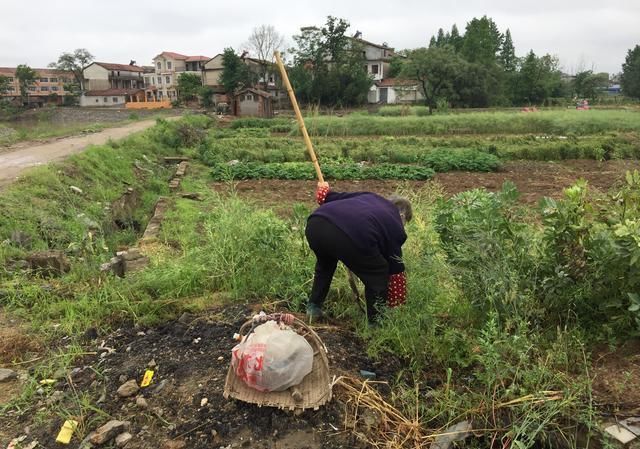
[1,305,403,449]
[210,160,640,215]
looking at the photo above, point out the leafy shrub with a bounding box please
[209,162,435,181]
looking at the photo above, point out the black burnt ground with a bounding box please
[45,305,404,449]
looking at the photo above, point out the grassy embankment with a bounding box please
[2,113,639,447]
[0,109,175,146]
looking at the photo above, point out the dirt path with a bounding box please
[0,118,177,187]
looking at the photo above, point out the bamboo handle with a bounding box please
[274,51,324,184]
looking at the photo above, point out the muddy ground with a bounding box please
[1,304,405,449]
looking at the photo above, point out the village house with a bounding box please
[80,62,145,107]
[151,51,210,101]
[0,67,74,106]
[202,52,283,107]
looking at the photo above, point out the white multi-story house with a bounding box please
[150,51,210,101]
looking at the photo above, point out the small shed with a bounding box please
[233,88,273,118]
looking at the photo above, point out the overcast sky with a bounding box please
[1,0,638,75]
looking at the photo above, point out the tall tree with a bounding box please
[400,46,465,113]
[290,16,371,106]
[15,64,36,104]
[220,48,254,95]
[500,29,517,72]
[245,24,286,87]
[621,45,640,99]
[450,24,463,52]
[461,16,503,66]
[429,36,437,48]
[49,49,94,92]
[511,51,562,105]
[436,28,446,47]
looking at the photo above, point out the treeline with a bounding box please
[280,16,638,110]
[405,16,604,111]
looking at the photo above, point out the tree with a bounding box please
[572,70,609,100]
[511,51,562,105]
[49,48,94,92]
[450,24,463,52]
[220,48,254,95]
[290,16,372,106]
[0,75,10,95]
[400,46,466,113]
[245,24,285,87]
[461,16,503,66]
[500,29,517,72]
[621,45,640,99]
[15,64,36,104]
[176,73,202,102]
[198,86,215,109]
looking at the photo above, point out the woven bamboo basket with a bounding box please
[223,313,332,410]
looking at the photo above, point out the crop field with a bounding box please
[1,111,640,449]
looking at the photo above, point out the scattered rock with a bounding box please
[123,256,149,273]
[152,379,168,394]
[179,192,203,201]
[135,396,148,408]
[200,397,208,407]
[45,390,65,406]
[117,380,139,398]
[147,359,156,368]
[10,230,32,248]
[26,250,70,276]
[115,432,132,447]
[0,368,18,382]
[161,439,186,449]
[70,186,83,194]
[118,374,128,384]
[90,420,130,445]
[430,420,473,449]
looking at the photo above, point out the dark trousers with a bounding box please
[305,216,389,323]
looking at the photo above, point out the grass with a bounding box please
[293,110,640,136]
[2,112,639,447]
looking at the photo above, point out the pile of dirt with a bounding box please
[2,305,403,449]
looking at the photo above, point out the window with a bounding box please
[157,62,161,69]
[50,77,58,83]
[51,86,59,91]
[165,76,170,84]
[7,77,14,82]
[245,94,254,101]
[167,61,172,70]
[95,99,99,103]
[113,97,119,103]
[103,97,108,102]
[28,87,36,92]
[157,77,162,84]
[39,77,48,82]
[152,77,155,85]
[371,64,379,74]
[40,86,49,91]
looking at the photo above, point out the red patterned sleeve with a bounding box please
[387,272,407,307]
[316,185,330,205]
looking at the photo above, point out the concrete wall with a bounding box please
[80,94,126,107]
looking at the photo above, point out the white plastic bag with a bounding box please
[231,321,314,392]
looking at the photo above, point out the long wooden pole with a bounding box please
[274,51,324,183]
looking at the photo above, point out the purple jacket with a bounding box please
[310,191,406,274]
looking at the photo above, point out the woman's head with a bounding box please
[387,195,413,224]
